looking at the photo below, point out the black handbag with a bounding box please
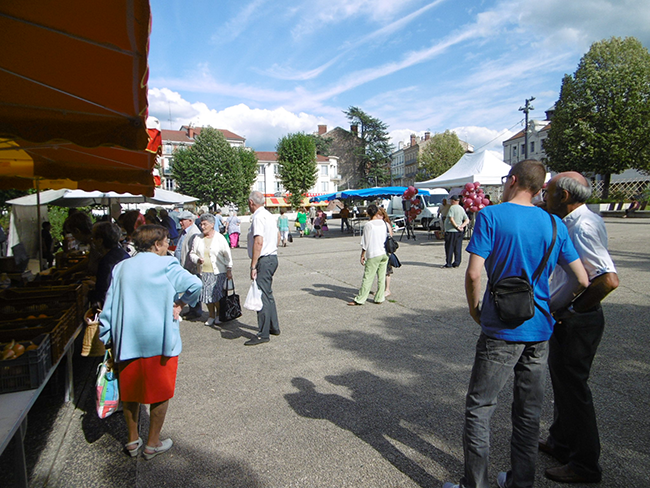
[489,215,557,326]
[384,222,399,254]
[219,279,242,322]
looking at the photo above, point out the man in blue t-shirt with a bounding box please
[443,160,589,488]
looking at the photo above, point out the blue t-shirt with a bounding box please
[466,203,579,342]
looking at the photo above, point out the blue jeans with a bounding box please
[461,333,548,488]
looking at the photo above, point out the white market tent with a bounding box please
[414,150,511,189]
[5,189,198,260]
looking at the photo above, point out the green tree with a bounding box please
[309,133,333,156]
[416,130,465,181]
[171,127,256,209]
[343,106,393,187]
[276,133,317,208]
[544,37,650,197]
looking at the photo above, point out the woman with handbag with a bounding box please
[348,204,389,305]
[378,207,396,297]
[190,214,234,326]
[99,225,202,459]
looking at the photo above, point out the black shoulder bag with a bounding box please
[384,222,399,254]
[489,214,557,326]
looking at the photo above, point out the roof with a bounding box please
[162,127,245,143]
[256,151,278,161]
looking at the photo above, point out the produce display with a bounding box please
[1,340,37,361]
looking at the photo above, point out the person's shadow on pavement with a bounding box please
[285,373,455,487]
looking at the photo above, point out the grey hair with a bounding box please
[199,213,216,225]
[555,176,592,203]
[249,191,265,205]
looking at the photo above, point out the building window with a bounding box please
[164,143,173,155]
[321,165,328,176]
[321,181,329,192]
[530,141,535,153]
[257,181,265,193]
[275,181,282,192]
[512,145,517,157]
[164,178,174,191]
[521,144,525,154]
[258,164,265,175]
[274,164,280,174]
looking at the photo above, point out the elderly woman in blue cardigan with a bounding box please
[99,225,202,460]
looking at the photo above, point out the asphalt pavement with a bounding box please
[2,217,649,487]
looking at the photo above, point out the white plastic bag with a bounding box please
[244,280,263,311]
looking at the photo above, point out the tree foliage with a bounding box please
[343,106,393,187]
[171,127,257,210]
[416,130,465,181]
[276,133,317,208]
[544,37,650,197]
[308,133,333,156]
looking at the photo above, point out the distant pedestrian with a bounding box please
[225,211,241,248]
[278,209,290,247]
[442,195,469,268]
[378,207,395,297]
[348,204,389,305]
[340,204,352,232]
[159,209,179,245]
[296,207,308,237]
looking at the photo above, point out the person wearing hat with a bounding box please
[442,195,469,268]
[174,210,203,319]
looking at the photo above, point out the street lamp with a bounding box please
[519,96,535,159]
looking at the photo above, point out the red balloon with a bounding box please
[482,198,490,206]
[464,202,472,210]
[474,181,481,187]
[464,182,474,191]
[478,204,485,210]
[415,208,422,214]
[470,205,479,212]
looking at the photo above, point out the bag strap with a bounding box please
[223,277,235,294]
[531,213,557,285]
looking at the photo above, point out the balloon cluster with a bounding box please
[461,181,490,213]
[402,186,422,220]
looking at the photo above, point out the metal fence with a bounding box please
[591,178,650,200]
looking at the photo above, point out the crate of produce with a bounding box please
[48,305,78,365]
[0,283,85,324]
[0,334,52,394]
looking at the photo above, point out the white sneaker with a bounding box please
[205,317,215,326]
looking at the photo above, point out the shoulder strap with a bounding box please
[531,213,557,285]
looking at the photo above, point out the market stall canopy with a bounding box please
[0,117,160,195]
[0,1,151,150]
[310,187,430,202]
[414,150,511,188]
[6,188,198,207]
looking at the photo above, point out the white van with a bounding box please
[385,188,449,229]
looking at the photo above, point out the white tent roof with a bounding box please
[415,150,511,188]
[6,188,198,206]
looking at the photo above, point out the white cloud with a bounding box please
[148,88,326,151]
[213,0,269,44]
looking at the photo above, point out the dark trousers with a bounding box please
[341,218,351,232]
[444,231,464,266]
[547,307,604,479]
[256,254,279,339]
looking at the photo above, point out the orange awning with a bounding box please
[0,1,158,195]
[0,2,151,150]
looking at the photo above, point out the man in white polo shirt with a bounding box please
[246,191,280,345]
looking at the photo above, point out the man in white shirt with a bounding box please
[542,171,619,484]
[246,191,280,345]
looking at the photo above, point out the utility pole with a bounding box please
[519,96,535,159]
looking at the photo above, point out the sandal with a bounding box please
[143,438,173,460]
[125,437,143,457]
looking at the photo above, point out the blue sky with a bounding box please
[147,0,650,154]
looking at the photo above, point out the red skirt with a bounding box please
[117,355,178,404]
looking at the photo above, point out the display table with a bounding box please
[0,324,82,487]
[350,217,368,236]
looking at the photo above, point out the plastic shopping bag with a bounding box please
[244,280,263,311]
[96,350,120,419]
